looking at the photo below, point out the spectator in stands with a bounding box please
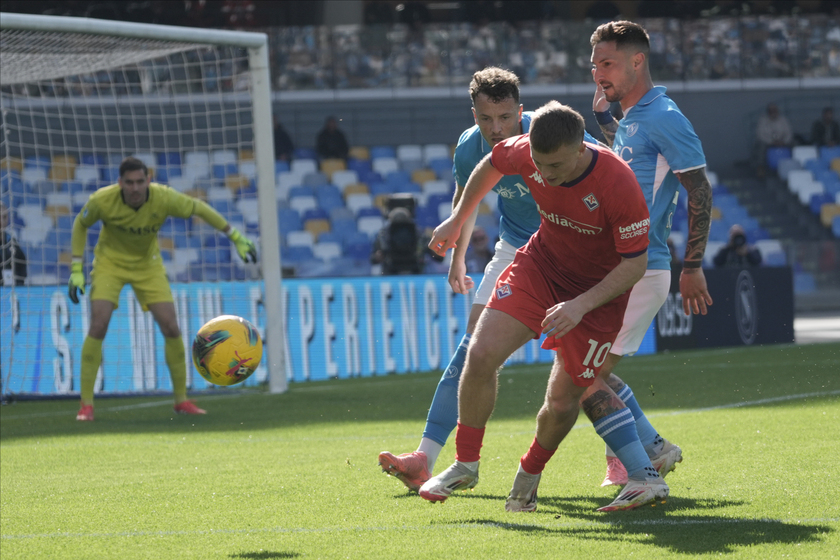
[755,102,793,176]
[465,226,494,273]
[274,115,294,161]
[0,202,27,286]
[371,207,423,275]
[713,224,763,268]
[810,107,840,147]
[315,116,350,160]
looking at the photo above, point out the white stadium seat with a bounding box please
[357,215,384,237]
[792,145,818,165]
[291,159,318,175]
[313,241,342,261]
[286,230,314,248]
[423,143,450,164]
[211,149,237,164]
[372,157,399,176]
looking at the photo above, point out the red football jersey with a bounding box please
[491,135,650,293]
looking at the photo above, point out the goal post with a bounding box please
[0,13,287,397]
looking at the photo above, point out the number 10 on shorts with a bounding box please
[583,339,612,368]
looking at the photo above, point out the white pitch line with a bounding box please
[3,517,838,541]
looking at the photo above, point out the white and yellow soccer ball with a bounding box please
[192,315,263,386]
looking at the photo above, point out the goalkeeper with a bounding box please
[69,156,257,421]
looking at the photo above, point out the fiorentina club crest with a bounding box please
[496,284,512,299]
[583,193,599,211]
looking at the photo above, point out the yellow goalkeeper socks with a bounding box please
[80,336,103,405]
[165,336,188,403]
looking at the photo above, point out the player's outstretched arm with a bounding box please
[68,214,88,304]
[447,184,480,294]
[186,195,258,263]
[675,167,714,315]
[429,155,502,256]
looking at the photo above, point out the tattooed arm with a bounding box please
[674,167,714,315]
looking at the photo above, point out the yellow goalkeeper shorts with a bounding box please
[89,258,173,312]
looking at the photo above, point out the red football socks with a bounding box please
[520,437,557,475]
[454,422,485,463]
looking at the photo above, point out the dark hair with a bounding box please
[119,156,148,178]
[590,20,650,55]
[469,67,520,105]
[529,101,585,154]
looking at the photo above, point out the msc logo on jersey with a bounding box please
[496,284,512,299]
[627,122,639,137]
[497,185,518,199]
[582,193,599,211]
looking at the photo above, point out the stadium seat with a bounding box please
[794,272,816,294]
[283,245,315,263]
[236,199,260,225]
[293,147,318,160]
[278,208,303,235]
[346,193,374,215]
[213,162,238,179]
[303,171,329,187]
[368,182,393,197]
[357,215,384,238]
[289,195,318,214]
[238,161,256,178]
[342,183,370,198]
[207,187,233,202]
[317,231,344,245]
[49,155,76,182]
[703,241,725,267]
[349,146,370,161]
[1,157,24,174]
[792,145,819,166]
[396,144,423,164]
[319,158,346,179]
[286,230,315,248]
[313,241,342,261]
[385,170,411,189]
[819,146,840,163]
[798,182,824,205]
[411,169,437,184]
[423,144,450,165]
[158,152,182,168]
[225,175,250,194]
[182,162,210,182]
[370,145,396,159]
[169,176,194,192]
[315,184,344,211]
[288,185,314,200]
[132,152,156,170]
[787,169,816,196]
[275,160,290,174]
[765,146,791,171]
[343,232,372,259]
[372,157,399,176]
[185,151,210,167]
[428,157,454,181]
[291,159,318,175]
[212,149,237,165]
[347,158,372,176]
[810,192,834,215]
[833,215,840,237]
[776,158,801,181]
[332,170,360,191]
[423,180,452,197]
[357,207,383,219]
[21,166,48,186]
[72,165,100,185]
[331,217,357,238]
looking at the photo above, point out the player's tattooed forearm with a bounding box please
[678,168,713,265]
[598,121,618,147]
[581,389,625,421]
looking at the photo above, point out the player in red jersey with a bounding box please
[420,101,669,512]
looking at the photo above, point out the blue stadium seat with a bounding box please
[278,208,303,235]
[810,192,835,215]
[158,152,182,167]
[414,205,439,229]
[315,184,344,211]
[347,158,372,175]
[302,208,329,222]
[331,217,357,238]
[370,146,396,159]
[81,154,106,166]
[832,215,840,237]
[56,214,75,233]
[820,146,840,163]
[101,167,120,183]
[317,231,344,245]
[804,159,828,176]
[288,185,314,199]
[368,181,393,197]
[765,146,791,171]
[357,207,383,218]
[794,272,816,294]
[293,147,318,160]
[25,155,51,170]
[395,181,422,195]
[210,199,233,214]
[283,245,314,263]
[212,163,238,180]
[358,169,382,185]
[275,160,291,174]
[385,170,412,188]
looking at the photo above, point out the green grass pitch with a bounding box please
[1,343,838,559]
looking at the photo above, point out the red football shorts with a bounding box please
[487,251,630,386]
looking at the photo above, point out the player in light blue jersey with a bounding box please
[588,20,714,487]
[378,67,659,502]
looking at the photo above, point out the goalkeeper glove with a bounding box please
[227,227,258,263]
[68,261,86,304]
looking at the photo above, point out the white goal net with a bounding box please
[0,13,285,398]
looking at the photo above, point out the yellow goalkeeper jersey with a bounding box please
[77,183,225,268]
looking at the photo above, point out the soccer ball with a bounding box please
[192,315,263,386]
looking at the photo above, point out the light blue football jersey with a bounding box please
[612,86,706,270]
[453,112,598,249]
